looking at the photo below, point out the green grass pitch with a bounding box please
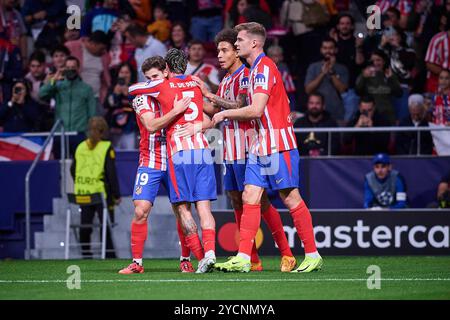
[0,256,449,300]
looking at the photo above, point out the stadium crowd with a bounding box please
[0,0,449,156]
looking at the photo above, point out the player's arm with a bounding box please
[212,92,268,125]
[133,95,190,134]
[175,113,213,138]
[193,76,244,110]
[128,79,163,96]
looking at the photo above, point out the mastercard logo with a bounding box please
[217,222,264,252]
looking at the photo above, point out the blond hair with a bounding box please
[87,116,109,149]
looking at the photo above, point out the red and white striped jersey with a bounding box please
[186,62,220,88]
[133,95,167,170]
[247,54,297,156]
[376,0,412,15]
[129,75,209,156]
[431,94,450,125]
[217,64,251,161]
[425,32,450,93]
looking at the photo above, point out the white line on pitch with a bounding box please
[0,278,449,283]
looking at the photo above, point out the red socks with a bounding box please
[238,203,261,256]
[235,209,260,262]
[202,229,216,254]
[290,201,317,253]
[176,220,191,257]
[262,204,294,257]
[131,221,147,259]
[185,233,205,260]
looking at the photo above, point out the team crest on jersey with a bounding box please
[254,73,266,88]
[240,76,249,89]
[135,185,143,195]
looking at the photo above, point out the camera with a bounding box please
[117,78,126,86]
[361,110,369,117]
[13,87,23,95]
[48,66,57,74]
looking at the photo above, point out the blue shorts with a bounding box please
[132,167,168,204]
[223,159,247,192]
[244,149,300,190]
[167,149,217,203]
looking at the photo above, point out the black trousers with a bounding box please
[79,204,116,258]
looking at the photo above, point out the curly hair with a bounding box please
[165,48,187,74]
[214,28,238,49]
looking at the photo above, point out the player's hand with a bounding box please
[174,122,202,138]
[212,111,227,126]
[173,94,191,115]
[192,75,210,97]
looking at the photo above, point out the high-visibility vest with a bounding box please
[74,140,111,196]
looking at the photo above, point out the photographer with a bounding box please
[437,171,450,209]
[104,62,137,150]
[39,56,96,157]
[0,79,40,132]
[344,95,390,155]
[355,49,402,125]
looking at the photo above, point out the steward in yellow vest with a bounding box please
[70,117,121,258]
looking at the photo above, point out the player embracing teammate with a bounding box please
[194,28,297,272]
[212,22,323,273]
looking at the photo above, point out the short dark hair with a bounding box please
[65,55,80,67]
[125,23,148,37]
[322,37,337,47]
[89,30,110,47]
[386,7,400,19]
[309,92,325,105]
[165,48,187,74]
[50,44,70,57]
[371,48,389,63]
[234,22,266,41]
[29,50,46,64]
[141,56,166,74]
[188,39,204,49]
[360,95,375,104]
[336,13,355,26]
[214,28,238,49]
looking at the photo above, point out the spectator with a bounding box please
[24,50,47,104]
[396,94,433,155]
[49,44,70,73]
[188,0,223,43]
[424,14,450,93]
[108,13,134,68]
[429,69,450,125]
[0,37,22,104]
[185,40,220,93]
[226,0,272,29]
[80,0,120,37]
[104,62,137,150]
[21,0,67,50]
[167,21,189,55]
[379,26,416,121]
[330,13,365,121]
[267,44,296,111]
[146,3,171,43]
[293,92,340,156]
[64,26,81,43]
[39,56,96,157]
[0,0,27,64]
[344,96,391,155]
[364,153,407,209]
[305,38,349,123]
[71,116,120,258]
[437,171,450,209]
[125,23,167,82]
[127,0,152,27]
[0,79,40,132]
[355,49,402,125]
[65,30,112,105]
